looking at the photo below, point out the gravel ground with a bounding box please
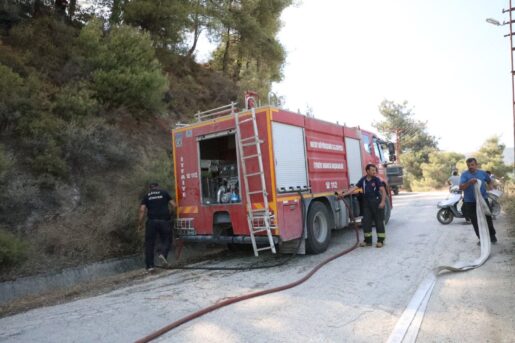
[0,191,513,343]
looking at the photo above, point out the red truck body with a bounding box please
[172,106,392,252]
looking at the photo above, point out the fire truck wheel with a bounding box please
[306,201,332,254]
[384,198,391,225]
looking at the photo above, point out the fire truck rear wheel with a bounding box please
[384,198,391,225]
[306,201,332,254]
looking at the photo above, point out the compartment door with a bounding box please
[345,137,363,186]
[272,122,308,192]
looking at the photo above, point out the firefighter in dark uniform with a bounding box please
[341,163,387,248]
[138,182,176,271]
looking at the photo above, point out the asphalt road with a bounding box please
[1,192,514,343]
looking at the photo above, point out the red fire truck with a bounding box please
[172,103,395,256]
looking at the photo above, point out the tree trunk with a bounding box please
[109,0,124,25]
[187,16,200,57]
[34,0,45,16]
[232,40,243,81]
[68,0,76,21]
[222,26,231,75]
[187,0,202,58]
[54,0,67,21]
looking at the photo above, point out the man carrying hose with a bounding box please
[459,157,497,244]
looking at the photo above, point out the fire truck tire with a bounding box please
[306,201,332,254]
[384,198,391,225]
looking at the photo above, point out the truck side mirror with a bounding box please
[387,142,396,162]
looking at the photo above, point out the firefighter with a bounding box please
[341,164,387,248]
[138,182,176,272]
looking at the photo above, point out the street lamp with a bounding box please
[487,2,515,172]
[486,18,502,26]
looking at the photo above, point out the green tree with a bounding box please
[209,0,291,98]
[373,100,439,191]
[474,136,511,178]
[123,0,191,49]
[78,19,168,116]
[374,100,438,157]
[414,151,465,190]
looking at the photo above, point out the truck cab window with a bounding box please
[363,134,371,154]
[373,138,386,164]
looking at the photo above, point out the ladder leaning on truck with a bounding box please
[172,102,396,256]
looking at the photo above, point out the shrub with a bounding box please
[78,20,168,117]
[0,229,28,271]
[31,139,68,179]
[53,83,99,119]
[501,182,515,236]
[60,118,135,174]
[0,144,12,181]
[139,155,174,193]
[17,112,69,179]
[0,64,25,130]
[8,16,78,84]
[0,171,43,229]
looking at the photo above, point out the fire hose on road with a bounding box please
[387,181,493,343]
[135,195,361,343]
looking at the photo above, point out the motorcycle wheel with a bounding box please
[437,208,454,225]
[488,196,501,218]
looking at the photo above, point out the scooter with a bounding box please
[436,186,468,224]
[487,189,502,219]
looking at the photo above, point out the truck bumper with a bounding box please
[177,235,280,245]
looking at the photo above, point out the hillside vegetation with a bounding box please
[0,0,292,279]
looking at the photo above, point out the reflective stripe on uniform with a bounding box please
[377,233,386,238]
[364,233,373,237]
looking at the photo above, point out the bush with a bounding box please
[0,144,11,181]
[60,118,135,174]
[53,83,98,119]
[17,112,69,179]
[0,171,43,229]
[8,16,78,84]
[501,182,515,236]
[0,64,25,130]
[139,154,174,193]
[78,20,168,117]
[0,229,28,271]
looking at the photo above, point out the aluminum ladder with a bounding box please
[235,108,277,256]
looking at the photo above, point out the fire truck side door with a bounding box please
[345,137,363,186]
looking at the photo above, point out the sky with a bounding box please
[270,0,514,154]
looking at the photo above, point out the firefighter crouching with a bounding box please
[340,164,387,248]
[138,182,177,272]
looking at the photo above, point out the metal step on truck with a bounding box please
[172,100,396,256]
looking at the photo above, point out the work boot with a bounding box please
[491,236,498,244]
[376,242,384,248]
[146,267,155,273]
[359,241,372,247]
[158,254,169,267]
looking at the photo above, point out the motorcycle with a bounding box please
[436,186,468,224]
[437,186,503,225]
[487,189,502,219]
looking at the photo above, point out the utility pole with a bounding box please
[487,2,515,173]
[505,1,515,172]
